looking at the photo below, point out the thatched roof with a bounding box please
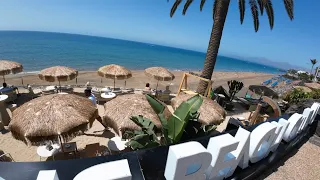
[171,94,226,125]
[98,64,132,80]
[38,66,78,82]
[102,94,171,135]
[9,94,98,145]
[144,67,175,81]
[0,60,23,76]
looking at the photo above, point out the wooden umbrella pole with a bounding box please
[59,80,61,92]
[3,75,5,83]
[114,78,115,90]
[155,80,159,96]
[58,135,63,149]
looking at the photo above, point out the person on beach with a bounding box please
[84,89,97,106]
[145,83,151,91]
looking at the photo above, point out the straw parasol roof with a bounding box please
[171,94,226,125]
[98,64,132,80]
[0,60,23,76]
[0,60,23,82]
[144,67,175,81]
[9,94,98,145]
[102,94,171,135]
[38,66,78,82]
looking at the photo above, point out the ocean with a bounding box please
[0,31,282,74]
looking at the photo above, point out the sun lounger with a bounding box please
[261,79,272,85]
[270,81,278,88]
[0,151,14,162]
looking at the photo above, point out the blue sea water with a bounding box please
[0,31,281,74]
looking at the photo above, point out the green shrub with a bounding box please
[283,88,312,104]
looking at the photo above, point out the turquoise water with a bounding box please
[0,31,282,74]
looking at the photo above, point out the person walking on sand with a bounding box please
[145,83,151,91]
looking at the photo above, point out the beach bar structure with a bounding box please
[1,102,319,180]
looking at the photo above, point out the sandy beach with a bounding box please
[0,71,274,162]
[5,70,275,95]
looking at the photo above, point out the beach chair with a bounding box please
[270,81,278,88]
[262,79,272,85]
[0,152,14,162]
[84,143,101,158]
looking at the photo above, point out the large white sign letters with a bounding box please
[164,103,320,180]
[30,103,319,180]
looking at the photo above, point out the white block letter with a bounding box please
[228,127,251,176]
[164,141,212,180]
[300,108,313,132]
[309,103,320,124]
[37,170,59,180]
[282,113,303,142]
[249,122,277,163]
[205,134,239,180]
[269,119,289,153]
[74,159,132,180]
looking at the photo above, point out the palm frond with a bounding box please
[283,0,294,20]
[257,0,264,15]
[263,0,274,30]
[238,0,245,24]
[183,0,194,15]
[212,0,219,20]
[170,0,183,17]
[200,0,207,11]
[249,0,259,32]
[311,59,317,65]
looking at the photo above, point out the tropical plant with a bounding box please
[169,0,294,95]
[227,80,244,101]
[283,88,312,104]
[310,59,317,74]
[125,94,216,150]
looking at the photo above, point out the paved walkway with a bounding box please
[259,141,320,180]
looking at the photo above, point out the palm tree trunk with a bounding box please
[196,0,230,95]
[311,64,314,74]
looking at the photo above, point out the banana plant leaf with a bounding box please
[145,94,171,144]
[130,116,155,132]
[146,94,165,114]
[167,95,203,143]
[125,134,160,150]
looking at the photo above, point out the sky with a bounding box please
[0,0,319,69]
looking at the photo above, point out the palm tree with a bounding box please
[310,59,317,74]
[170,0,294,95]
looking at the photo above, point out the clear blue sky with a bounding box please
[0,0,318,69]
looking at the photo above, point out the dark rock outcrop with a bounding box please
[285,99,320,116]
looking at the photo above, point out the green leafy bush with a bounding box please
[283,88,312,104]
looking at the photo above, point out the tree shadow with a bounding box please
[83,129,115,139]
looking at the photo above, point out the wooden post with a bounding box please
[184,76,188,90]
[177,73,186,96]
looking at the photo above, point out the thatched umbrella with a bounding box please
[9,94,98,145]
[0,60,23,82]
[171,94,226,125]
[38,66,78,89]
[98,64,132,89]
[144,67,175,92]
[102,94,171,135]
